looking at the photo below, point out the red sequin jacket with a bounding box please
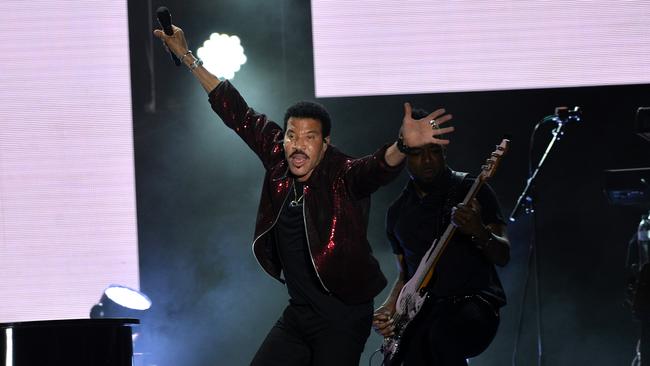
[209,81,404,304]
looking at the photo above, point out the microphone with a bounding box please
[156,6,181,66]
[549,106,581,124]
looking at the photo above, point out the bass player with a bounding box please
[372,109,510,365]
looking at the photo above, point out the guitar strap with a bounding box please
[450,170,469,183]
[423,170,469,295]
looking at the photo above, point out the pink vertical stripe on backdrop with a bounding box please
[0,0,139,322]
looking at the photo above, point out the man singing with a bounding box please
[154,26,454,365]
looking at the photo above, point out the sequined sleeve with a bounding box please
[342,143,405,199]
[208,80,285,169]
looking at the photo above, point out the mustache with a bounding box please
[290,150,309,159]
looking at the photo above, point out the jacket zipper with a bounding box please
[301,183,331,293]
[251,182,291,280]
[250,179,331,294]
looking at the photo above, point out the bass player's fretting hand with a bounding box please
[451,198,486,238]
[452,198,510,266]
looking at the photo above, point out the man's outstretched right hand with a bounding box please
[154,25,189,60]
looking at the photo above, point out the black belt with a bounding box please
[432,293,500,318]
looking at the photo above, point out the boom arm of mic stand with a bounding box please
[509,122,567,222]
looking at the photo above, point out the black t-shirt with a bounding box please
[274,181,372,320]
[386,169,507,307]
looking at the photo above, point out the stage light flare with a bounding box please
[105,285,152,311]
[197,33,247,80]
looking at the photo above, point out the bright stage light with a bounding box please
[104,285,152,311]
[89,284,152,319]
[197,33,247,80]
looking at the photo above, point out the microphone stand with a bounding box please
[509,108,580,366]
[510,120,568,221]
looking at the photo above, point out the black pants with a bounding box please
[400,295,500,366]
[251,303,372,366]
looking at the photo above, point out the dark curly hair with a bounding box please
[411,108,429,120]
[283,101,331,138]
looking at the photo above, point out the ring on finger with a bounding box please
[429,119,439,129]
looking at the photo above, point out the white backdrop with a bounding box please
[312,1,650,97]
[0,0,139,322]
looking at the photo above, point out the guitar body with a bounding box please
[380,138,510,365]
[381,290,431,366]
[382,242,437,364]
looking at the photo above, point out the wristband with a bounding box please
[472,231,496,250]
[180,50,193,64]
[396,135,419,155]
[189,58,203,71]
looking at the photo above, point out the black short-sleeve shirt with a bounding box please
[386,169,507,307]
